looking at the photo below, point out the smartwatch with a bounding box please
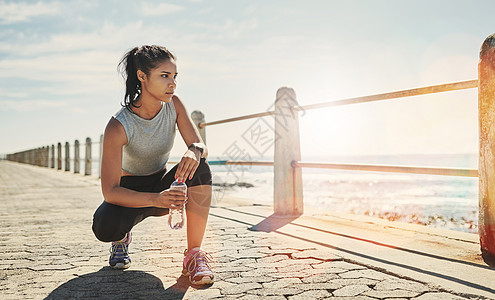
[188,143,204,156]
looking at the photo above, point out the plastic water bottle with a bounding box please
[168,180,186,229]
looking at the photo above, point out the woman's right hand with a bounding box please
[155,189,187,209]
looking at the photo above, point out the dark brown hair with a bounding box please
[118,45,175,110]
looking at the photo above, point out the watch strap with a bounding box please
[188,143,204,155]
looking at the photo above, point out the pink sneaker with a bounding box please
[182,247,214,285]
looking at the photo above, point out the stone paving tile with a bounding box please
[0,162,484,299]
[287,289,332,299]
[261,277,302,289]
[333,284,372,297]
[236,295,285,300]
[291,248,342,261]
[414,292,473,300]
[374,278,430,293]
[362,288,421,299]
[330,296,376,300]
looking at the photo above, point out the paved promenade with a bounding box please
[0,161,493,299]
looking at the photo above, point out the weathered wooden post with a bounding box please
[74,140,80,174]
[29,149,34,165]
[85,137,92,176]
[273,87,303,216]
[38,147,43,166]
[50,144,55,168]
[45,146,50,167]
[39,147,44,167]
[65,142,70,171]
[35,148,40,166]
[191,111,206,144]
[99,134,103,179]
[34,148,39,166]
[479,33,495,267]
[57,143,62,170]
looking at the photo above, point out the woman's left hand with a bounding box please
[175,148,201,183]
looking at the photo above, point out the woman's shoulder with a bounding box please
[104,117,127,145]
[114,105,129,119]
[171,95,186,114]
[106,117,125,134]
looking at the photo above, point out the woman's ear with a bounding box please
[137,70,146,82]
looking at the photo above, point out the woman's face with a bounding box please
[139,59,178,103]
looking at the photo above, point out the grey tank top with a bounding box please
[114,101,177,176]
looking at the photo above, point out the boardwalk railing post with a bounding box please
[85,137,92,176]
[35,148,39,166]
[65,142,70,171]
[57,143,62,170]
[479,33,495,267]
[74,140,80,174]
[35,148,40,166]
[38,147,43,166]
[45,146,49,167]
[50,145,55,168]
[99,134,103,179]
[191,111,206,144]
[274,87,303,216]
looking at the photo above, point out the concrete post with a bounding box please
[74,140,80,174]
[273,87,303,216]
[479,33,495,266]
[65,142,70,171]
[85,137,92,176]
[57,143,62,170]
[191,111,206,144]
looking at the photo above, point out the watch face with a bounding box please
[190,143,204,154]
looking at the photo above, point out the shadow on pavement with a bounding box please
[248,213,300,232]
[45,267,190,299]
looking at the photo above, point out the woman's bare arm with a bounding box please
[100,117,186,208]
[173,96,208,182]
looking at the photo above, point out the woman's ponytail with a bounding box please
[118,47,141,110]
[118,45,175,111]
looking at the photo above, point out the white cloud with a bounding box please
[142,2,184,16]
[0,21,148,56]
[0,1,62,24]
[187,18,259,40]
[0,99,66,112]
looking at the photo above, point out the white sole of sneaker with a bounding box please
[183,268,214,285]
[111,263,130,269]
[191,276,214,285]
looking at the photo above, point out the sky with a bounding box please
[0,0,493,160]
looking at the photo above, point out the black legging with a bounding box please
[92,158,212,242]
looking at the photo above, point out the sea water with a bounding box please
[209,153,479,233]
